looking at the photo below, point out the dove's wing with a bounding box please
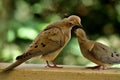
[17,27,65,60]
[91,42,120,64]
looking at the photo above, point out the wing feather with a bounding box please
[91,42,120,64]
[16,27,65,60]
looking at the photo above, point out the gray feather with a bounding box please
[91,42,120,64]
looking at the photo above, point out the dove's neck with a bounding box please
[62,25,72,43]
[77,30,89,44]
[59,21,73,44]
[51,20,72,41]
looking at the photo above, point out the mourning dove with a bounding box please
[3,15,81,72]
[74,28,120,70]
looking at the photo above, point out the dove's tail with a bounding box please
[2,51,42,72]
[2,60,26,72]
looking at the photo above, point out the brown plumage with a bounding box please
[74,28,120,70]
[3,15,81,72]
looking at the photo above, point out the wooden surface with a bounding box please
[0,63,120,80]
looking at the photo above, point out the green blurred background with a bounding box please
[0,0,120,67]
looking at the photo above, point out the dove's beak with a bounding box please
[78,24,83,28]
[73,24,83,32]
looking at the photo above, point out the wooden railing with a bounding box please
[0,63,120,80]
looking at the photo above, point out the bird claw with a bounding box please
[86,65,104,70]
[45,61,63,68]
[45,65,63,68]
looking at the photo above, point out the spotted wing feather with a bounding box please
[91,42,120,64]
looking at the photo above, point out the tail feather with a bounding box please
[2,52,42,72]
[2,60,26,72]
[16,55,25,60]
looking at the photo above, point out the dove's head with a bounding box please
[74,28,86,38]
[67,15,82,26]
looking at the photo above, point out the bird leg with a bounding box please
[45,61,63,68]
[86,65,104,70]
[45,61,52,68]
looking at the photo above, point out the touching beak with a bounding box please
[73,24,83,32]
[77,24,83,28]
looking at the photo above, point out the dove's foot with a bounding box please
[45,61,63,68]
[46,64,63,68]
[86,65,104,70]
